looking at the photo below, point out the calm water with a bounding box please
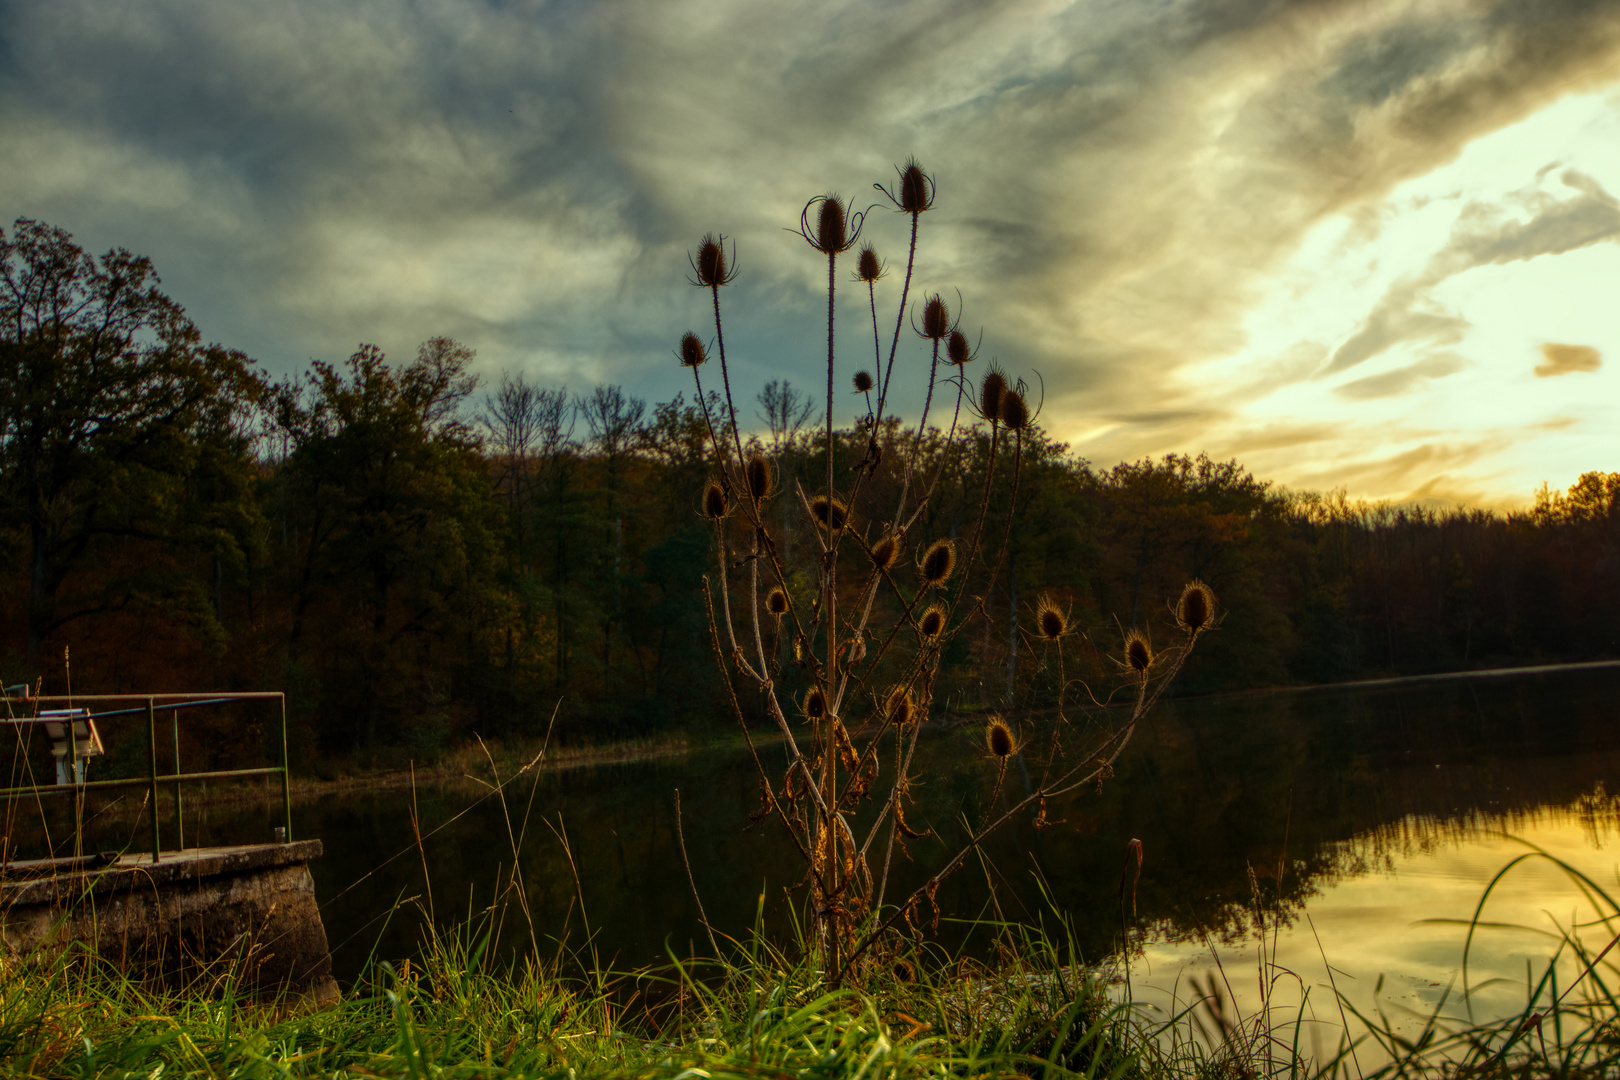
[12,664,1620,1041]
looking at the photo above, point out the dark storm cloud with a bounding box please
[2,0,1618,458]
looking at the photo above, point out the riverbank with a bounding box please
[4,902,1609,1079]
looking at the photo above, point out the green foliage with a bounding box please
[269,339,503,755]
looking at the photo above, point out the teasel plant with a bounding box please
[677,158,1215,984]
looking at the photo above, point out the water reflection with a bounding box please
[1133,803,1620,1064]
[7,666,1620,1000]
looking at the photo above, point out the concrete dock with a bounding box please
[1,841,336,1001]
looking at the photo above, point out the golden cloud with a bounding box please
[1534,343,1602,377]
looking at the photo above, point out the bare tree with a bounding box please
[578,385,646,467]
[756,379,818,450]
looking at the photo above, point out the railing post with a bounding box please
[279,695,292,843]
[146,697,160,863]
[171,708,184,851]
[69,701,82,859]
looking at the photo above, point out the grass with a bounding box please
[0,904,1142,1079]
[10,749,1620,1080]
[12,866,1620,1080]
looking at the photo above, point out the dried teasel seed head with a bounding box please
[744,454,773,501]
[897,158,934,215]
[1124,628,1153,678]
[802,685,828,722]
[679,332,707,368]
[854,370,874,394]
[919,537,956,586]
[917,604,946,640]
[1000,389,1029,431]
[884,686,915,729]
[980,370,1007,422]
[920,294,949,341]
[856,244,884,283]
[985,716,1015,759]
[946,330,972,366]
[692,233,732,287]
[810,494,848,530]
[870,533,900,571]
[1177,579,1216,636]
[818,195,848,253]
[701,479,729,520]
[1035,595,1067,641]
[766,586,789,616]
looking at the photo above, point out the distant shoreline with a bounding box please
[1190,657,1620,701]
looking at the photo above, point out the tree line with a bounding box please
[3,218,1617,767]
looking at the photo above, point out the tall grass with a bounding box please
[10,852,1620,1079]
[0,901,1143,1078]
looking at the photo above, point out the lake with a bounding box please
[11,663,1620,1048]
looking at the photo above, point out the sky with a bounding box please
[3,0,1618,507]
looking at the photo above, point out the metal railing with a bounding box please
[0,692,292,864]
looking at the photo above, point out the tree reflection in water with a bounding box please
[10,665,1618,994]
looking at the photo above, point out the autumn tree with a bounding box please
[0,218,261,669]
[268,338,500,752]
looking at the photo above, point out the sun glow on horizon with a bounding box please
[1176,89,1620,509]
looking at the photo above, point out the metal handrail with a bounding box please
[0,692,292,864]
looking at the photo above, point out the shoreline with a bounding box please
[41,658,1619,815]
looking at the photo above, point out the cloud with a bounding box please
[2,0,1620,503]
[1335,351,1468,400]
[1321,169,1620,377]
[1535,342,1602,376]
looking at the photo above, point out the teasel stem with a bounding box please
[711,517,762,685]
[710,283,747,470]
[873,210,919,430]
[867,279,882,398]
[974,426,1025,614]
[710,558,832,848]
[824,248,838,681]
[704,577,813,869]
[841,646,1192,984]
[904,373,968,534]
[820,247,840,943]
[689,364,726,472]
[893,336,940,524]
[869,694,929,915]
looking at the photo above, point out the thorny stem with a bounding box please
[893,337,940,525]
[821,245,840,967]
[711,283,747,470]
[712,520,761,684]
[904,373,968,534]
[870,704,928,915]
[689,365,725,471]
[703,577,813,871]
[872,211,919,433]
[842,641,1194,984]
[867,280,882,397]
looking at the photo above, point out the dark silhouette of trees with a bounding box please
[5,222,1616,766]
[0,218,261,665]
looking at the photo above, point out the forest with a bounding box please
[4,217,1619,769]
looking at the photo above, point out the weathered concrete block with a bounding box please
[1,841,337,1002]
